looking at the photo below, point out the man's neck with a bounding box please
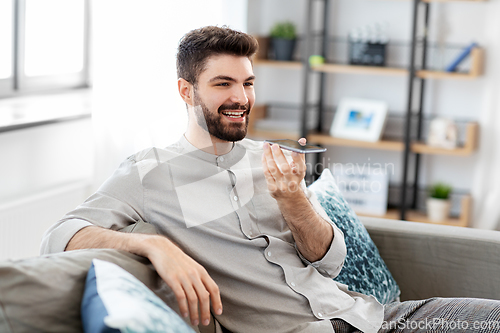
[184,129,234,156]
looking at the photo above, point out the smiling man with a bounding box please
[41,26,500,333]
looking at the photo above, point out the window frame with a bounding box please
[0,0,91,99]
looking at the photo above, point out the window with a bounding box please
[0,0,90,98]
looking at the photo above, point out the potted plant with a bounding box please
[270,21,297,61]
[426,182,452,222]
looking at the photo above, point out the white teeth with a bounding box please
[223,111,244,118]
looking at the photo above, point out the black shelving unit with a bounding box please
[297,0,481,223]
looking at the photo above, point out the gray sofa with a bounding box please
[361,217,500,302]
[1,217,500,332]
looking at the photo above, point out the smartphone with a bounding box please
[264,139,327,154]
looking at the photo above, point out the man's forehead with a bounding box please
[201,54,254,80]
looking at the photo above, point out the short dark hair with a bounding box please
[177,26,258,85]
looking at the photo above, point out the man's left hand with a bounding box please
[262,138,307,200]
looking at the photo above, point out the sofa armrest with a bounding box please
[360,216,500,301]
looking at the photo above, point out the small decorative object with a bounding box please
[309,55,325,66]
[349,23,389,66]
[269,21,297,61]
[330,97,388,142]
[426,182,452,222]
[255,36,270,60]
[427,118,458,149]
[446,42,478,72]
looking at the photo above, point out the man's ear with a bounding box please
[178,78,194,106]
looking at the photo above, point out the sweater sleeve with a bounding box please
[294,183,347,278]
[40,155,146,254]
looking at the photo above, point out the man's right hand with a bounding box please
[66,226,222,327]
[142,235,223,326]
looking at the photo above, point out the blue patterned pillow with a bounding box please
[81,259,195,333]
[308,169,400,304]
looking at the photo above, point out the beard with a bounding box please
[193,92,250,142]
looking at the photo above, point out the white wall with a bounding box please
[0,119,94,202]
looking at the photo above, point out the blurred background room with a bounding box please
[1,0,499,261]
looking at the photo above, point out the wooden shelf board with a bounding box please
[248,129,300,141]
[416,47,484,79]
[308,133,405,151]
[357,209,468,228]
[411,142,474,156]
[307,122,477,155]
[254,60,303,70]
[416,70,478,80]
[311,63,408,76]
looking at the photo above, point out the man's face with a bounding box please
[192,54,255,142]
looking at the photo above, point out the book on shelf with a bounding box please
[445,42,478,72]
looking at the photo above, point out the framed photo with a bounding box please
[330,98,388,142]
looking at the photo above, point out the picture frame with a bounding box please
[330,98,388,142]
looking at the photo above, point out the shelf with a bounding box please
[256,47,483,80]
[308,133,405,151]
[249,118,478,156]
[311,63,408,76]
[416,47,484,79]
[357,195,472,228]
[307,122,478,156]
[254,59,303,70]
[248,129,300,141]
[411,122,478,156]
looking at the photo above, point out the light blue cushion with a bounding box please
[81,259,195,333]
[309,169,400,304]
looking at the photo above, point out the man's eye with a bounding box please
[244,82,254,87]
[217,82,230,86]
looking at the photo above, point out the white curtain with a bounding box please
[471,1,500,229]
[91,0,248,190]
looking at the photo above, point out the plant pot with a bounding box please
[272,38,296,61]
[426,197,451,222]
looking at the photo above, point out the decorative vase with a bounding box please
[426,197,451,222]
[272,38,296,61]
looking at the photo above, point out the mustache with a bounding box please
[218,103,250,113]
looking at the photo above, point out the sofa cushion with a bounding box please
[0,249,182,333]
[309,169,400,304]
[81,259,195,333]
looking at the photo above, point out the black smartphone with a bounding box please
[264,139,327,154]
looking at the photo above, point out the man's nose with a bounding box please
[230,85,248,105]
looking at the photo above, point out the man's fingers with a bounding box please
[291,152,306,175]
[170,281,190,319]
[150,244,222,327]
[264,144,282,176]
[193,282,211,326]
[270,144,292,175]
[205,279,223,316]
[181,280,200,326]
[192,271,222,326]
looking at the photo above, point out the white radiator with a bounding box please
[0,181,91,261]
